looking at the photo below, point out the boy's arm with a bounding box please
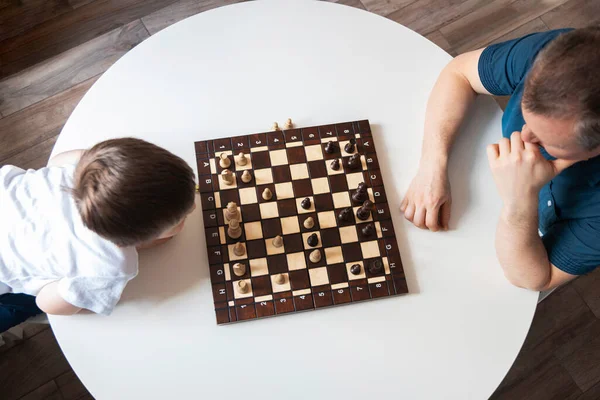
[47,149,86,167]
[400,48,490,231]
[36,281,82,315]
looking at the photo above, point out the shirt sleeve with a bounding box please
[478,29,573,96]
[57,274,136,316]
[542,218,600,276]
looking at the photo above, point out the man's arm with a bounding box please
[36,281,82,315]
[401,48,490,231]
[47,149,85,167]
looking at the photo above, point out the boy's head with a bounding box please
[71,138,196,247]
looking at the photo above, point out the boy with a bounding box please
[0,138,196,332]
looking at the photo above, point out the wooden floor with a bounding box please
[0,0,599,399]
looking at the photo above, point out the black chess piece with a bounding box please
[344,141,355,153]
[301,197,312,210]
[350,264,361,275]
[361,224,375,237]
[324,141,336,154]
[338,207,353,222]
[352,182,368,204]
[369,259,384,274]
[356,200,373,221]
[349,138,356,145]
[347,153,361,170]
[307,233,319,247]
[330,159,340,171]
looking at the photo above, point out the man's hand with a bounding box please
[487,132,576,208]
[400,164,451,231]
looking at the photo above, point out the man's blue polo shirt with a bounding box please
[478,29,600,276]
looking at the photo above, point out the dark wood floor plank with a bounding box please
[541,0,600,29]
[19,380,64,400]
[0,0,73,43]
[68,0,96,9]
[141,0,243,35]
[56,371,92,400]
[2,134,59,170]
[578,379,600,400]
[0,0,177,79]
[560,324,600,391]
[439,0,570,54]
[0,19,148,116]
[325,0,367,10]
[572,268,600,319]
[0,329,71,400]
[0,76,98,165]
[489,17,549,46]
[360,0,415,16]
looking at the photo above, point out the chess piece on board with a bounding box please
[350,264,361,276]
[262,188,273,200]
[362,223,375,237]
[232,263,246,277]
[356,200,373,221]
[228,218,242,239]
[303,216,315,229]
[344,141,355,154]
[272,122,280,131]
[225,202,240,222]
[369,259,384,275]
[272,235,283,248]
[237,151,248,166]
[241,170,252,183]
[307,233,319,247]
[338,207,352,222]
[330,159,340,171]
[301,197,311,210]
[219,153,231,169]
[274,274,286,285]
[352,182,368,204]
[347,153,361,170]
[284,118,293,129]
[233,242,245,257]
[221,169,234,185]
[236,280,249,294]
[324,141,336,154]
[309,249,321,263]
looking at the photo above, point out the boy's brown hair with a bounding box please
[522,26,600,150]
[71,138,196,247]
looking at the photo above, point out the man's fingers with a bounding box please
[510,131,525,150]
[425,205,441,232]
[523,141,539,152]
[413,207,426,229]
[404,202,415,222]
[498,137,510,155]
[552,158,578,174]
[400,196,408,212]
[440,200,451,231]
[487,144,499,161]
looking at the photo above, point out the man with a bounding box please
[400,27,600,291]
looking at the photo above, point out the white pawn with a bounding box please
[272,122,280,131]
[241,170,252,183]
[221,169,234,185]
[262,188,273,201]
[236,151,248,166]
[284,118,293,129]
[219,153,231,169]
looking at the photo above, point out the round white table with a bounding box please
[49,1,538,399]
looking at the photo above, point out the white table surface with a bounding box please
[49,1,538,399]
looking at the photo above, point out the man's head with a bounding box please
[521,26,600,160]
[71,138,196,247]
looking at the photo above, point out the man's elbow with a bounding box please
[502,271,551,292]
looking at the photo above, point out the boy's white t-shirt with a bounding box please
[0,164,138,316]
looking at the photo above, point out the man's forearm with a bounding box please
[495,195,551,290]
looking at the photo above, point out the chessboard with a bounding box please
[195,119,408,325]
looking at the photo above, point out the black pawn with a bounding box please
[347,154,361,170]
[307,233,319,247]
[301,197,311,210]
[330,159,340,171]
[352,182,368,203]
[362,224,375,237]
[350,264,361,275]
[356,200,373,221]
[349,138,356,145]
[369,259,384,274]
[344,141,355,153]
[338,207,353,222]
[324,141,336,154]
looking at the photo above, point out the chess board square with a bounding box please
[227,261,249,280]
[327,158,344,175]
[262,219,282,238]
[251,275,272,296]
[321,141,341,160]
[270,273,291,293]
[286,147,307,164]
[259,202,279,219]
[305,248,326,268]
[233,279,253,299]
[289,270,311,290]
[292,179,313,197]
[342,242,362,262]
[287,252,307,270]
[357,222,379,242]
[354,205,374,223]
[254,168,274,185]
[324,246,343,264]
[305,144,324,161]
[290,164,309,180]
[332,192,351,209]
[346,261,366,280]
[281,216,300,235]
[239,187,257,205]
[233,153,252,171]
[241,204,261,222]
[339,139,358,157]
[283,233,304,253]
[339,226,359,244]
[295,196,315,214]
[267,254,288,274]
[257,184,276,203]
[269,149,288,166]
[309,267,329,286]
[220,189,241,208]
[300,213,320,232]
[218,173,238,190]
[244,221,263,241]
[278,198,297,217]
[302,231,322,249]
[314,194,334,212]
[246,239,267,258]
[361,241,381,258]
[329,174,348,193]
[346,172,365,190]
[275,182,294,200]
[250,258,269,276]
[265,237,285,255]
[308,160,328,178]
[311,177,330,195]
[335,207,356,227]
[235,170,255,189]
[317,211,337,229]
[214,192,222,208]
[327,263,348,284]
[272,165,292,183]
[320,228,341,247]
[228,243,247,261]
